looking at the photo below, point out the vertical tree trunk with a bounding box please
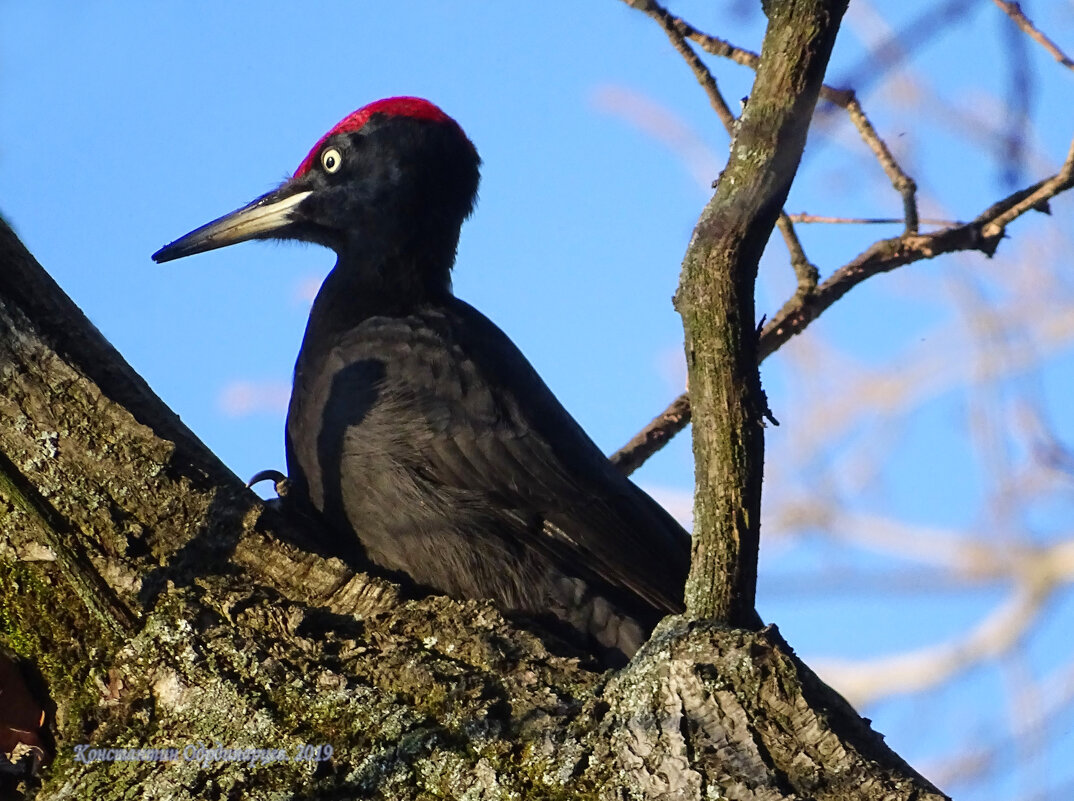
[678,0,848,624]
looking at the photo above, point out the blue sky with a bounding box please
[3,2,1073,796]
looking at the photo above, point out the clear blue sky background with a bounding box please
[3,2,1073,797]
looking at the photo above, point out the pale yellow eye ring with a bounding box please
[321,147,343,174]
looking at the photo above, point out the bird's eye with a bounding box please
[321,147,343,174]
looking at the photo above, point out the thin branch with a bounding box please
[776,213,819,293]
[615,133,1074,471]
[630,0,736,133]
[981,136,1074,236]
[625,0,921,233]
[992,0,1074,71]
[840,94,920,232]
[763,133,1074,359]
[624,1,823,292]
[608,393,691,475]
[788,213,960,226]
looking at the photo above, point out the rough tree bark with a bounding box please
[1,3,948,799]
[674,0,845,625]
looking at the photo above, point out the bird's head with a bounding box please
[152,97,481,271]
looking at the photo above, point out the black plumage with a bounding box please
[153,97,690,664]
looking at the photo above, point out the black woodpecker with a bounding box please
[153,97,691,665]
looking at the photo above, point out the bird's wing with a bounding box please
[329,300,691,615]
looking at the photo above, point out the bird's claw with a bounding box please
[247,469,292,498]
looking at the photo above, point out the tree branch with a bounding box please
[992,0,1074,71]
[609,392,691,475]
[616,132,1074,474]
[0,216,950,798]
[764,134,1074,359]
[622,0,921,233]
[621,0,823,292]
[670,0,848,624]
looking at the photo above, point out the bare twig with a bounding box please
[622,1,822,297]
[630,0,736,133]
[623,0,920,234]
[981,137,1074,235]
[992,0,1074,71]
[608,392,691,475]
[616,134,1074,470]
[776,214,819,293]
[840,95,920,232]
[764,134,1074,359]
[787,213,960,225]
[706,30,920,233]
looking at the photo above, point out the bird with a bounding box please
[153,97,691,665]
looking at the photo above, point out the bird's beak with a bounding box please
[152,185,313,263]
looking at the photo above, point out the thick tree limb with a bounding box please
[0,219,949,797]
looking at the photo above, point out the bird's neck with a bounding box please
[302,247,454,347]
